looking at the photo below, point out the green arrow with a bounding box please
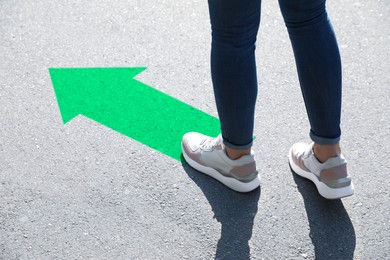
[49,67,220,161]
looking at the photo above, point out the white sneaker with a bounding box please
[181,132,261,192]
[289,142,354,199]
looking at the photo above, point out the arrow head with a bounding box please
[49,67,147,124]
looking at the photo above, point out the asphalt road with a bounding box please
[1,0,389,259]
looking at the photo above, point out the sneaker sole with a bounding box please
[182,145,261,193]
[288,148,354,199]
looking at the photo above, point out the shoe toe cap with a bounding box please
[182,132,208,152]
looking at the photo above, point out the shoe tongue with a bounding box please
[216,134,224,148]
[306,143,315,156]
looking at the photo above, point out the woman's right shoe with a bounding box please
[289,142,354,199]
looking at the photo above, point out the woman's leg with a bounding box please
[180,0,262,192]
[279,0,342,150]
[208,0,261,153]
[281,0,354,198]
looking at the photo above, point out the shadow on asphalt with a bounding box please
[291,168,356,260]
[181,154,260,260]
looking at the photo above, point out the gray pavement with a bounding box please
[1,0,389,259]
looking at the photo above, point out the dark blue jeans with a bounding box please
[208,0,342,149]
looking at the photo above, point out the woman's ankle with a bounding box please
[313,143,341,163]
[225,147,251,160]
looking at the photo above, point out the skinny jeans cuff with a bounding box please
[222,136,253,150]
[310,130,341,145]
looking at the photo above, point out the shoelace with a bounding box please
[296,146,313,159]
[200,138,219,150]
